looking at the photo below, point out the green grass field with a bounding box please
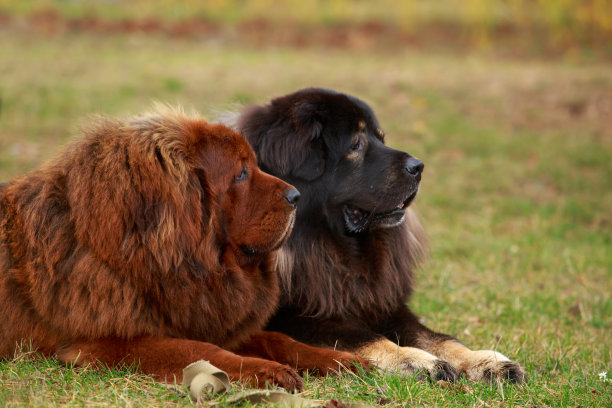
[0,3,610,407]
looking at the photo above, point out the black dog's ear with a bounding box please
[288,101,325,180]
[239,101,325,181]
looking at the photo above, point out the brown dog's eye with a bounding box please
[234,165,248,183]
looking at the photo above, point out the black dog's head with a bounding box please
[237,88,423,235]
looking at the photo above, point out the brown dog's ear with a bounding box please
[238,101,325,182]
[69,113,208,274]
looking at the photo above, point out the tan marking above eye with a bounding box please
[377,128,384,137]
[346,135,367,159]
[358,120,366,131]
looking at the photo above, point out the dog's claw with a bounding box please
[432,360,459,382]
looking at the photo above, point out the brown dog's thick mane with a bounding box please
[0,107,233,348]
[275,208,428,319]
[72,107,221,276]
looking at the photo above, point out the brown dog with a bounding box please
[0,106,366,391]
[231,88,525,383]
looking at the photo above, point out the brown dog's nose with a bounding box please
[284,188,301,208]
[404,157,424,177]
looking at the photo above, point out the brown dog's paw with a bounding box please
[349,354,375,373]
[269,364,304,392]
[248,363,304,392]
[333,351,374,374]
[304,350,372,376]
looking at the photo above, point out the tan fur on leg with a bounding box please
[357,338,458,381]
[430,340,525,383]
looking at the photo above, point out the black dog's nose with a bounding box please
[284,188,301,208]
[405,157,424,177]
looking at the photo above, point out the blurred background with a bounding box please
[0,1,610,405]
[0,0,610,176]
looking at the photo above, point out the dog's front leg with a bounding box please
[57,336,303,391]
[381,306,525,383]
[233,330,371,375]
[267,311,457,381]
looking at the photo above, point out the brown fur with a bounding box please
[0,106,367,391]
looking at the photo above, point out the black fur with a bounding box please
[237,88,453,349]
[235,88,526,384]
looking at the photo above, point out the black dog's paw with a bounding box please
[432,359,460,382]
[482,360,526,384]
[464,350,526,384]
[359,340,459,382]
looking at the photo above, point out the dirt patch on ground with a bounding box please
[2,8,611,60]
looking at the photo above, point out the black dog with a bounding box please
[230,88,525,383]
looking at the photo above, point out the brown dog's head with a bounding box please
[190,121,299,259]
[71,106,298,273]
[237,88,422,236]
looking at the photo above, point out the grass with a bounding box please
[0,7,611,408]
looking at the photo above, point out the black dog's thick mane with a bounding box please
[273,207,427,319]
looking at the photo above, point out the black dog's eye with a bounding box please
[349,138,365,153]
[234,165,248,183]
